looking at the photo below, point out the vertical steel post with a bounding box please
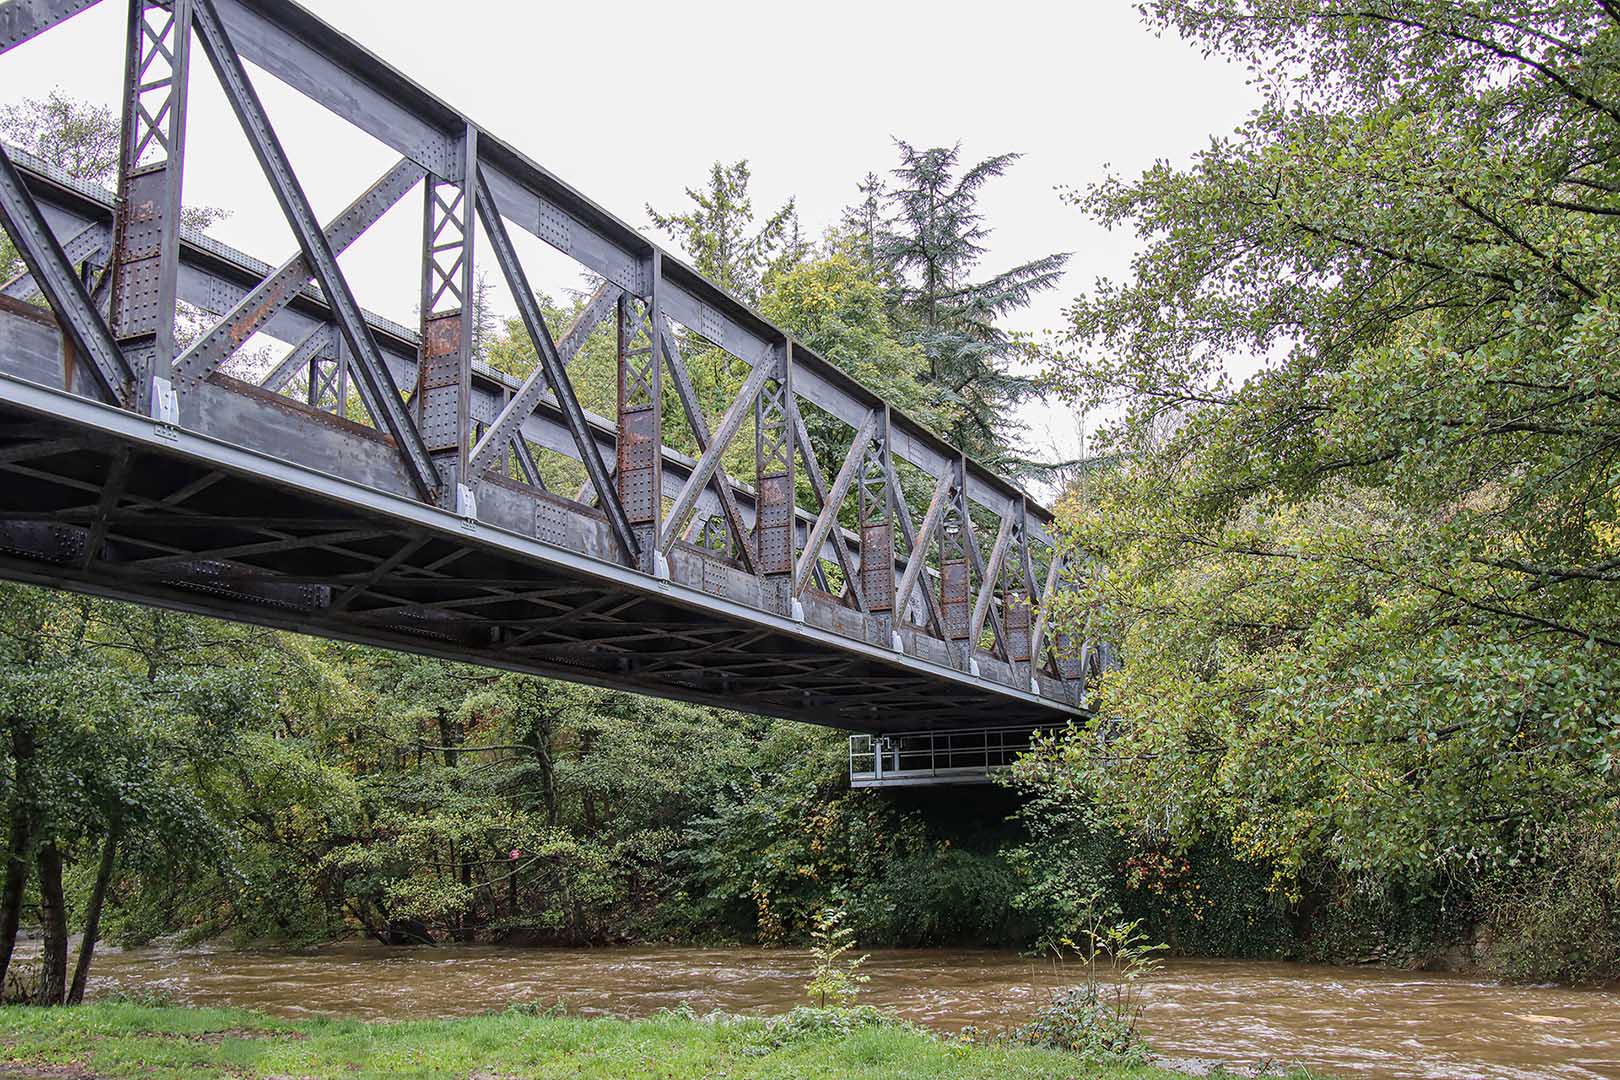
[755,339,796,613]
[859,405,895,638]
[1005,498,1034,685]
[617,251,662,574]
[939,455,970,666]
[110,0,192,414]
[415,124,477,505]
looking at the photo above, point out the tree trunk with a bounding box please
[68,821,119,1005]
[35,842,67,1005]
[0,725,36,992]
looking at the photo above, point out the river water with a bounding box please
[82,944,1618,1079]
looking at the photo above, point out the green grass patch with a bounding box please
[0,1001,1283,1079]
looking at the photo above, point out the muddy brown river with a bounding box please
[80,944,1618,1079]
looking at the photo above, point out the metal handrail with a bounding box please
[849,724,1051,784]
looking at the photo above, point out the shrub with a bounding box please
[805,905,869,1009]
[1013,985,1150,1063]
[1483,813,1620,984]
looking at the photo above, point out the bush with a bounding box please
[757,1005,907,1048]
[1483,814,1620,984]
[1012,986,1150,1064]
[1297,875,1475,968]
[857,848,1022,946]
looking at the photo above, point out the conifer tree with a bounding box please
[646,160,801,303]
[876,142,1068,467]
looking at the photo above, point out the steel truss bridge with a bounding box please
[0,0,1101,735]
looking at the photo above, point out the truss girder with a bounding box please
[0,0,1097,734]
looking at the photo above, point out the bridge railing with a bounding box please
[0,0,1102,706]
[849,725,1059,787]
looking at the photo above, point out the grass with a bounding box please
[0,1001,1307,1079]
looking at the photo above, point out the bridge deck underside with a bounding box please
[0,310,1075,731]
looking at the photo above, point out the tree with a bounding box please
[760,253,946,430]
[647,160,801,303]
[833,172,887,278]
[1038,0,1620,977]
[0,93,226,284]
[0,91,118,184]
[877,142,1068,467]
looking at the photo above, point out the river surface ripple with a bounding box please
[81,944,1620,1080]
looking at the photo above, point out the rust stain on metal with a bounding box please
[229,282,287,346]
[422,313,460,359]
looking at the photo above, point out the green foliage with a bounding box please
[0,90,119,184]
[1015,903,1163,1065]
[1041,0,1620,980]
[759,253,949,436]
[856,847,1022,947]
[873,141,1068,467]
[1013,986,1151,1064]
[1479,808,1620,983]
[647,160,803,303]
[805,903,869,1008]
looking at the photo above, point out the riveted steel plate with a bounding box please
[701,554,729,598]
[0,520,85,564]
[421,313,462,365]
[941,558,969,639]
[536,199,573,253]
[619,469,656,522]
[1005,599,1031,661]
[1053,631,1085,680]
[860,522,894,611]
[111,253,161,336]
[534,499,570,547]
[698,302,724,344]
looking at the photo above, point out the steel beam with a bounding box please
[895,469,951,630]
[969,513,1012,653]
[794,408,876,597]
[192,0,440,501]
[415,127,477,502]
[258,323,329,393]
[660,321,755,573]
[0,145,131,402]
[859,407,895,618]
[788,399,865,611]
[754,343,795,614]
[471,164,637,563]
[2,222,108,301]
[0,0,103,55]
[660,356,772,554]
[466,281,617,481]
[109,0,193,415]
[203,0,1056,547]
[174,157,423,383]
[616,256,662,574]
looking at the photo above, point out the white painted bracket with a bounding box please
[149,376,179,425]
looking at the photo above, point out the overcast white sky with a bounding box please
[0,0,1257,478]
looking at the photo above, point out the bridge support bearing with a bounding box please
[111,0,193,415]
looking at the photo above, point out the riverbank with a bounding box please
[0,1002,1316,1079]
